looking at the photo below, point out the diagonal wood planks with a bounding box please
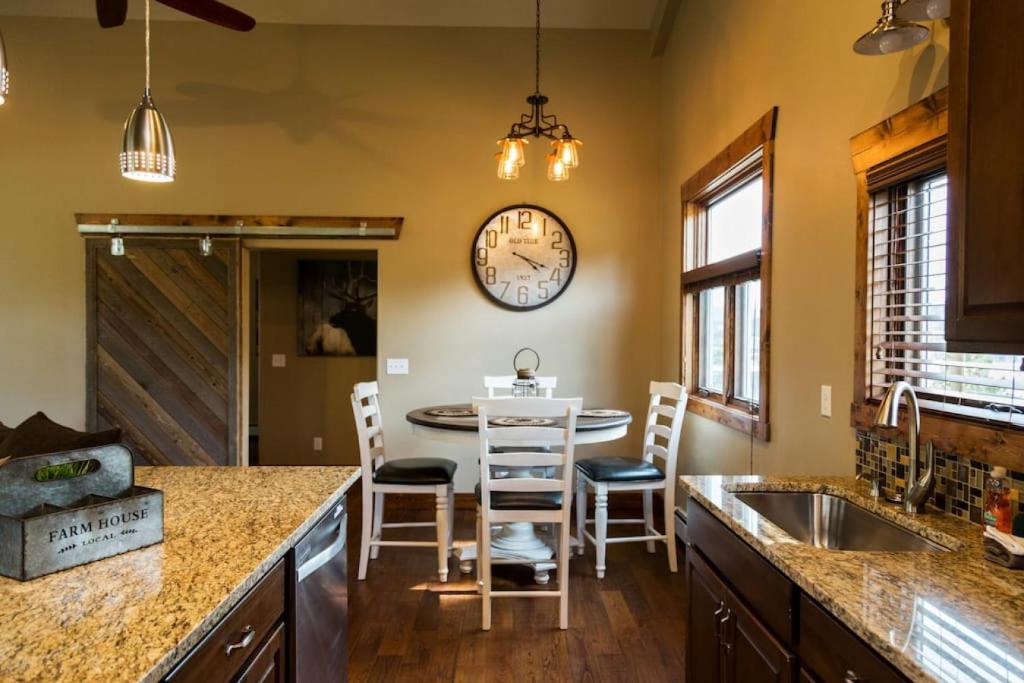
[86,238,240,465]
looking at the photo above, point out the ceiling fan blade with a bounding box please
[96,0,128,28]
[156,0,256,32]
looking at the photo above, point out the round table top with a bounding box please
[405,403,633,432]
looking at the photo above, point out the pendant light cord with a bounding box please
[536,0,544,94]
[145,0,150,92]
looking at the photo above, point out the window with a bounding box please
[852,88,1024,463]
[680,108,776,439]
[868,171,1024,423]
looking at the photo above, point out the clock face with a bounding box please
[472,205,577,311]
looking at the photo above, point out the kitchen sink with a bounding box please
[733,491,948,552]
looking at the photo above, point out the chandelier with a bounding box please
[495,0,581,182]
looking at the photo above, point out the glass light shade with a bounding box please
[199,235,213,257]
[547,153,569,182]
[896,0,950,21]
[554,138,581,168]
[497,137,527,168]
[120,89,176,182]
[0,30,8,106]
[496,152,520,180]
[854,1,929,55]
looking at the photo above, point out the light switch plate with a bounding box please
[313,437,323,451]
[386,358,409,375]
[820,385,832,418]
[272,354,286,368]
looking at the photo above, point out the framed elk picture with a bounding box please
[297,259,378,357]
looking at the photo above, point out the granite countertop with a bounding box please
[0,465,360,683]
[680,475,1024,683]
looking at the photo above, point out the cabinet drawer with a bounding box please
[686,498,796,645]
[237,622,286,683]
[798,594,907,683]
[165,560,286,683]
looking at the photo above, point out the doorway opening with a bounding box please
[248,249,378,466]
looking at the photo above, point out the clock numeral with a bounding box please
[485,266,496,285]
[500,216,510,234]
[541,218,548,236]
[517,285,530,305]
[518,210,532,230]
[538,281,549,300]
[550,268,562,285]
[551,230,563,249]
[476,247,488,267]
[486,230,498,248]
[499,281,511,299]
[559,249,570,268]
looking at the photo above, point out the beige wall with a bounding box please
[659,1,950,477]
[256,250,376,467]
[0,18,661,490]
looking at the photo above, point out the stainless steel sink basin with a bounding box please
[733,491,948,552]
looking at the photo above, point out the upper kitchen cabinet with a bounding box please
[946,0,1024,351]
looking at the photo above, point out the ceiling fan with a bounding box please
[96,0,255,32]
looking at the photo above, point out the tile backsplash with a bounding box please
[855,430,1024,525]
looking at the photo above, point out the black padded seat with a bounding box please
[474,483,563,510]
[373,457,456,485]
[576,456,665,483]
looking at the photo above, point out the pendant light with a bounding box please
[854,1,929,55]
[896,0,950,21]
[0,29,9,105]
[120,0,176,182]
[495,0,581,182]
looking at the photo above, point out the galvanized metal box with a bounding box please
[0,444,163,581]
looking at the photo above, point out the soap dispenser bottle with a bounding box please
[985,466,1012,534]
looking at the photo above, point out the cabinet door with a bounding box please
[236,623,286,683]
[686,548,729,683]
[946,0,1024,351]
[725,589,795,683]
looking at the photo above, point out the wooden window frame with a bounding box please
[849,87,1024,473]
[680,108,777,441]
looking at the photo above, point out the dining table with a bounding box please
[405,403,632,584]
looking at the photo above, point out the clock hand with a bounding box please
[512,252,541,271]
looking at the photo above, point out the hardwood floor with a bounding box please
[346,492,687,682]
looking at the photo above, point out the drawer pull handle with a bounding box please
[224,625,255,657]
[844,671,865,683]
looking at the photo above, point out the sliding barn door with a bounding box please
[85,238,241,465]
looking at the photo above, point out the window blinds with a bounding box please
[867,172,1024,426]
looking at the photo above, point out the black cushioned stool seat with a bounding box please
[373,457,457,485]
[575,456,665,483]
[474,483,563,510]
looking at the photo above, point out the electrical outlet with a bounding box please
[271,354,286,368]
[386,358,409,375]
[820,385,832,418]
[313,437,323,451]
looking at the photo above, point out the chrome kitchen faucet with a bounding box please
[874,381,936,514]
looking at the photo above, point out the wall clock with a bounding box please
[472,204,577,311]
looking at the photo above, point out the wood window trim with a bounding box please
[849,87,1024,472]
[680,107,777,441]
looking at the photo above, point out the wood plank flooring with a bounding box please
[346,492,687,682]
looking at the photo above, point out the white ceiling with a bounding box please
[0,0,659,30]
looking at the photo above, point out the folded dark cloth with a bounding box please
[0,412,121,459]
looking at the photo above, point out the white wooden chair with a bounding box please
[483,375,558,398]
[474,397,582,631]
[351,381,456,582]
[575,381,687,578]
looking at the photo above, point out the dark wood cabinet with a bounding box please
[686,544,794,682]
[237,623,287,683]
[946,0,1024,351]
[685,497,909,683]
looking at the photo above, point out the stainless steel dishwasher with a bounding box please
[291,497,348,682]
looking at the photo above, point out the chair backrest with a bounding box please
[641,381,688,480]
[483,375,558,399]
[473,397,582,512]
[351,381,386,482]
